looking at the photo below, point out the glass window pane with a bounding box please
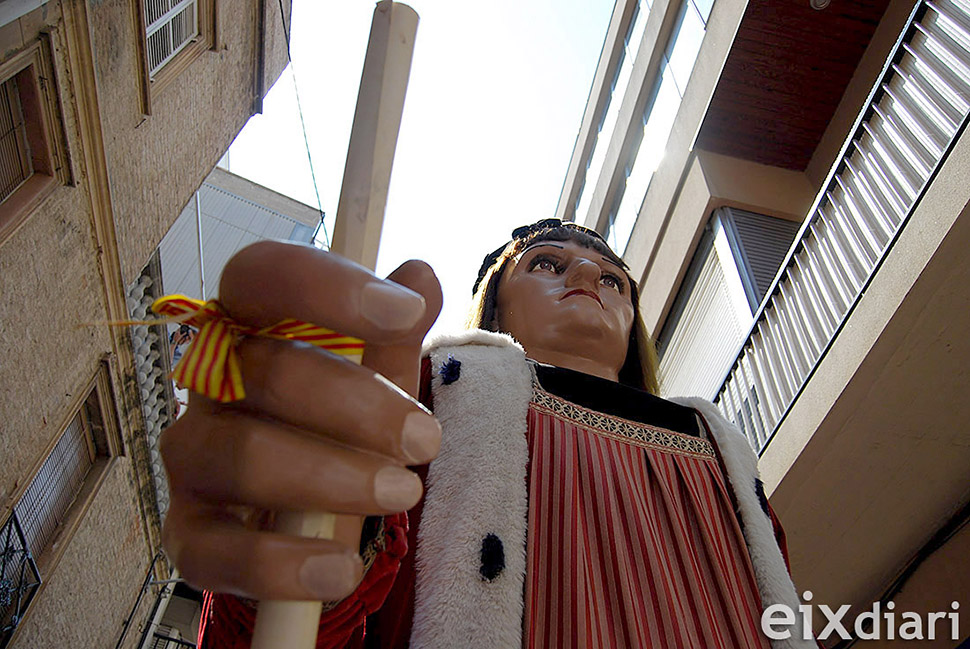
[691,0,715,24]
[627,0,650,60]
[575,49,634,221]
[639,65,681,175]
[607,67,681,253]
[667,3,706,96]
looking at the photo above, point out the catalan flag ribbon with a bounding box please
[152,295,365,403]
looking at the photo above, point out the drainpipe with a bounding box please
[195,191,205,300]
[115,552,163,649]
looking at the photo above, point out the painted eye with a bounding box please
[534,258,558,272]
[601,274,622,291]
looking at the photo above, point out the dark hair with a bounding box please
[466,222,660,394]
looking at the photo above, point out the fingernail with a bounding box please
[401,412,441,464]
[374,466,423,510]
[360,281,425,331]
[299,552,363,600]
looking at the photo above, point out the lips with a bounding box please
[562,289,603,308]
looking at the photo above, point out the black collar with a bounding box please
[532,363,700,437]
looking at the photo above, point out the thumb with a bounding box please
[362,260,442,398]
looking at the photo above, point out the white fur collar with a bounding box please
[422,328,522,357]
[411,337,810,648]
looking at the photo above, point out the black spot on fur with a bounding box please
[755,478,770,517]
[480,533,505,581]
[440,355,461,385]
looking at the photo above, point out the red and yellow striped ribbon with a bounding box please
[152,295,365,403]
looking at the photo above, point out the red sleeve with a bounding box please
[356,357,433,648]
[198,512,408,649]
[765,501,824,647]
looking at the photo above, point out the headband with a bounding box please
[472,218,619,296]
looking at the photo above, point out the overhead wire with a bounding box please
[277,0,331,248]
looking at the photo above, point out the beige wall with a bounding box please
[0,0,289,646]
[865,522,970,647]
[0,3,113,525]
[90,0,290,286]
[10,468,156,649]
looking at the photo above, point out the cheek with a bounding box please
[616,301,635,333]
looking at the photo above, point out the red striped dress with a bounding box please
[524,386,770,649]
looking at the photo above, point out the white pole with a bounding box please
[250,3,418,648]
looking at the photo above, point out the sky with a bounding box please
[223,0,614,337]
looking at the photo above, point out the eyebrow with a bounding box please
[521,243,626,273]
[600,256,624,270]
[521,243,564,255]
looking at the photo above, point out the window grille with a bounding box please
[144,0,199,78]
[13,411,95,558]
[0,380,111,647]
[658,232,747,399]
[658,208,798,401]
[0,75,32,202]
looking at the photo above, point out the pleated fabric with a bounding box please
[524,388,771,649]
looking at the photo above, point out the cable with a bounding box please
[277,0,331,248]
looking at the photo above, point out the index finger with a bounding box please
[220,241,427,344]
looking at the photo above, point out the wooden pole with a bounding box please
[329,1,419,271]
[250,3,419,648]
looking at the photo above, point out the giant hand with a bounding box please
[159,240,442,601]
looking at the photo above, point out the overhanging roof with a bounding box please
[696,0,890,170]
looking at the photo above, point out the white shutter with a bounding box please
[658,233,748,399]
[144,0,199,78]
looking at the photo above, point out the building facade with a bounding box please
[0,1,290,647]
[559,0,969,643]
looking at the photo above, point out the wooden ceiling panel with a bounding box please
[696,0,891,170]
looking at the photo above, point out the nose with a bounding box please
[564,258,601,289]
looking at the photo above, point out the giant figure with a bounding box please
[160,220,810,648]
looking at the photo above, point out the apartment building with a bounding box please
[0,1,290,647]
[559,0,969,642]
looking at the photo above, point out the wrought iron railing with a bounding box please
[149,625,196,649]
[0,512,41,648]
[714,0,970,451]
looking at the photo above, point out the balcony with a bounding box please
[699,0,970,621]
[713,0,970,452]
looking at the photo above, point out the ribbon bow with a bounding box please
[152,295,365,402]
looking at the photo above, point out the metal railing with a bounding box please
[0,512,41,649]
[715,0,970,451]
[149,626,196,649]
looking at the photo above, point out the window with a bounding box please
[0,366,121,647]
[0,39,70,243]
[0,75,33,202]
[145,0,200,78]
[574,0,651,223]
[656,207,799,400]
[139,0,215,107]
[606,0,711,254]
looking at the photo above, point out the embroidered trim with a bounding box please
[531,388,716,459]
